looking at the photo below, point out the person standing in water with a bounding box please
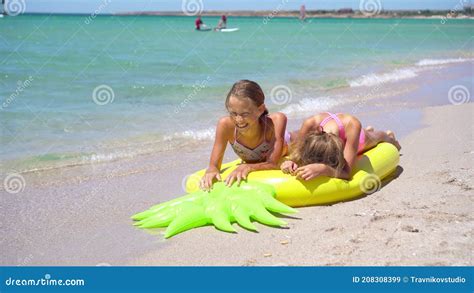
[299,5,306,21]
[195,16,204,30]
[215,15,227,30]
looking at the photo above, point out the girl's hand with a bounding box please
[225,164,252,187]
[281,160,298,175]
[200,170,222,191]
[295,163,327,181]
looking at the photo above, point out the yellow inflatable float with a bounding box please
[133,142,399,237]
[185,142,399,207]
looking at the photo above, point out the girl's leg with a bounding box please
[386,131,401,150]
[363,129,401,151]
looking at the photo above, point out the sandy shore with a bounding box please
[2,102,471,266]
[127,103,473,266]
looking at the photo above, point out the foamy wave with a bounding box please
[164,127,215,141]
[6,128,217,174]
[8,150,141,174]
[349,57,472,88]
[416,58,471,67]
[349,68,418,88]
[88,151,136,163]
[281,97,344,118]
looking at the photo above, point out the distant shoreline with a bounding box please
[114,9,473,19]
[18,10,473,20]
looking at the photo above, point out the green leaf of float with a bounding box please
[132,208,167,221]
[164,203,208,238]
[232,206,257,231]
[256,191,297,214]
[134,204,176,225]
[205,199,236,233]
[132,181,295,238]
[132,191,207,220]
[208,209,236,233]
[228,188,288,227]
[135,209,175,228]
[242,199,287,227]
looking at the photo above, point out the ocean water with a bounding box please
[0,15,473,172]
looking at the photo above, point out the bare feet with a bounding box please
[386,130,401,151]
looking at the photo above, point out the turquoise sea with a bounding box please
[1,15,473,172]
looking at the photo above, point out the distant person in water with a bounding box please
[215,15,227,30]
[299,5,306,21]
[195,16,204,30]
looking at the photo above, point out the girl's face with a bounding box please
[227,96,264,132]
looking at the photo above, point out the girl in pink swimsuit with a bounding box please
[200,80,290,191]
[281,112,401,181]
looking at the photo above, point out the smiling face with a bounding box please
[226,95,264,132]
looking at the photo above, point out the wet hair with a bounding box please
[225,80,269,117]
[289,131,346,177]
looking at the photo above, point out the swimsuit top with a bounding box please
[320,112,346,141]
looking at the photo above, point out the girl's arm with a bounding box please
[224,113,288,186]
[340,118,362,178]
[296,116,317,140]
[200,117,230,190]
[281,116,317,175]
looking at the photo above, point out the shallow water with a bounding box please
[1,15,473,172]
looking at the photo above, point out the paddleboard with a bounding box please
[218,28,239,32]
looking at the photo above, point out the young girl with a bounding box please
[200,80,290,191]
[281,112,401,181]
